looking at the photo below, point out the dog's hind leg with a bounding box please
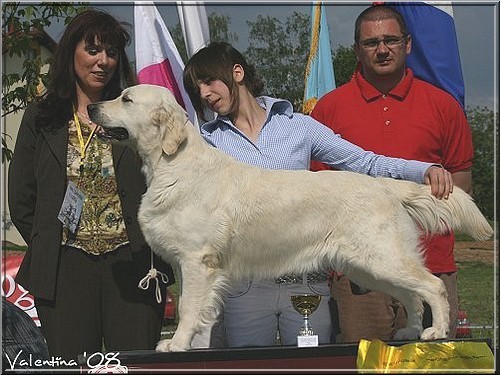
[392,272,449,340]
[412,274,449,340]
[344,259,449,341]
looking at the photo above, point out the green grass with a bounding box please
[456,261,496,342]
[454,231,476,242]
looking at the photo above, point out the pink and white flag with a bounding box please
[134,2,197,125]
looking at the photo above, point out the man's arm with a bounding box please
[452,168,472,195]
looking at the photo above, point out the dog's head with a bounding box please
[88,84,188,156]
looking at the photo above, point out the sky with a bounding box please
[44,1,498,111]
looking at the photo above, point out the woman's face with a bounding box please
[197,79,233,116]
[74,37,119,98]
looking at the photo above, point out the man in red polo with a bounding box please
[311,5,473,342]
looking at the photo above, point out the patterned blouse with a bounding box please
[62,116,128,255]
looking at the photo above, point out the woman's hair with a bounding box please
[183,41,264,121]
[354,5,408,43]
[39,8,135,127]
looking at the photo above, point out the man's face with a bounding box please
[355,18,411,81]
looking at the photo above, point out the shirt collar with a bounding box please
[354,66,414,102]
[200,96,294,135]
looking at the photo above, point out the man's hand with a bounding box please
[424,165,454,199]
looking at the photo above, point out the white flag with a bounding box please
[176,2,210,58]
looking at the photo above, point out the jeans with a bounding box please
[223,278,332,347]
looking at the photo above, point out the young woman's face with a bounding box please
[74,37,119,97]
[197,79,233,116]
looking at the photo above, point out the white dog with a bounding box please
[88,84,493,352]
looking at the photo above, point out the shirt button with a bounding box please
[383,106,389,112]
[385,120,391,125]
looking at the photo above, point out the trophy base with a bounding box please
[297,334,319,347]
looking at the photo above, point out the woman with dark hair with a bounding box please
[8,9,174,362]
[183,41,453,348]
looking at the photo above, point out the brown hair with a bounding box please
[183,41,264,121]
[354,5,408,43]
[39,8,135,127]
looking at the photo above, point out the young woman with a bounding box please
[183,41,452,348]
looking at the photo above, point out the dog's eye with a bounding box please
[122,95,133,103]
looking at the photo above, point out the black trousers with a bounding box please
[35,245,166,363]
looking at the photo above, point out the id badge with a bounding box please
[58,180,85,233]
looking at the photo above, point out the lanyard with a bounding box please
[73,110,97,173]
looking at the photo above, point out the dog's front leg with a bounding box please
[156,256,226,352]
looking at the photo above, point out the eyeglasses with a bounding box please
[358,35,407,50]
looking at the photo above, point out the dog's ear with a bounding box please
[151,105,188,156]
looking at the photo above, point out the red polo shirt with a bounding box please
[311,68,473,273]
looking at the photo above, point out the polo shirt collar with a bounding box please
[355,67,414,102]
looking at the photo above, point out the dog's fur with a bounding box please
[88,84,493,352]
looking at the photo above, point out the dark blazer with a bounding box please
[8,102,174,301]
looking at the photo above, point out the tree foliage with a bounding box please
[2,3,84,115]
[333,45,357,86]
[2,3,84,162]
[467,106,496,221]
[245,12,310,110]
[244,13,357,109]
[208,12,238,45]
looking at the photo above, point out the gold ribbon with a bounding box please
[356,339,494,373]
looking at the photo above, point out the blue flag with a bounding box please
[389,2,465,109]
[303,2,336,114]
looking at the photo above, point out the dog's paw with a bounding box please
[420,326,448,340]
[394,327,421,340]
[156,339,189,352]
[155,339,173,352]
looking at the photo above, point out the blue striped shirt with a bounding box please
[200,96,432,183]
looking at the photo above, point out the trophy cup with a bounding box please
[291,294,322,347]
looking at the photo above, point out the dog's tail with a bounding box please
[382,179,493,241]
